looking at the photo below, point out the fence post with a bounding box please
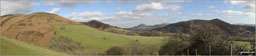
[230,44,232,56]
[96,52,97,56]
[195,49,197,56]
[209,45,211,56]
[187,49,189,56]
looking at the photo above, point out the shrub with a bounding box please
[49,35,84,54]
[106,46,125,55]
[19,31,44,42]
[159,40,190,55]
[128,42,158,55]
[106,42,158,55]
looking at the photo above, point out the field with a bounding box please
[0,35,67,55]
[233,41,253,50]
[52,24,176,54]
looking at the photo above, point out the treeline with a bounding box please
[106,42,158,55]
[106,29,177,37]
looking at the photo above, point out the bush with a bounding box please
[106,46,125,55]
[20,31,44,42]
[128,42,158,55]
[138,31,161,36]
[159,40,190,55]
[49,35,84,54]
[107,42,158,55]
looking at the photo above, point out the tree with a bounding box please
[106,46,125,55]
[185,24,231,55]
[159,40,190,55]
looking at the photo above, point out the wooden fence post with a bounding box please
[187,49,189,56]
[195,49,197,56]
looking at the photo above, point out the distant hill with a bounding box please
[235,24,255,27]
[153,19,255,37]
[80,20,140,35]
[128,23,169,31]
[80,20,113,30]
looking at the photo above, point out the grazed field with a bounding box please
[0,35,67,55]
[52,24,176,54]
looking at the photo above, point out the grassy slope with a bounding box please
[0,35,67,55]
[233,41,253,50]
[53,24,175,54]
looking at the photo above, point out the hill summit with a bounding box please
[153,19,255,37]
[0,12,79,48]
[128,23,169,31]
[81,20,113,30]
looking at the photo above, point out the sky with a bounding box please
[1,0,255,28]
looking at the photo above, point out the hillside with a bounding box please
[80,20,138,36]
[52,24,171,54]
[0,12,172,55]
[153,19,255,37]
[0,12,79,48]
[0,35,67,55]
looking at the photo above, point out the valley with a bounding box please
[0,12,255,55]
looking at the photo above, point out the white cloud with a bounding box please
[115,11,153,17]
[224,0,228,3]
[44,0,94,8]
[100,9,180,28]
[101,14,173,28]
[215,10,255,18]
[43,0,188,8]
[68,11,105,21]
[193,13,211,17]
[194,13,203,17]
[115,11,132,16]
[243,4,255,11]
[131,12,153,17]
[229,0,247,4]
[67,2,183,28]
[0,0,36,16]
[177,12,183,16]
[134,2,182,12]
[48,8,61,13]
[117,0,186,3]
[208,5,215,8]
[228,0,255,11]
[219,10,244,15]
[166,5,183,11]
[134,2,165,12]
